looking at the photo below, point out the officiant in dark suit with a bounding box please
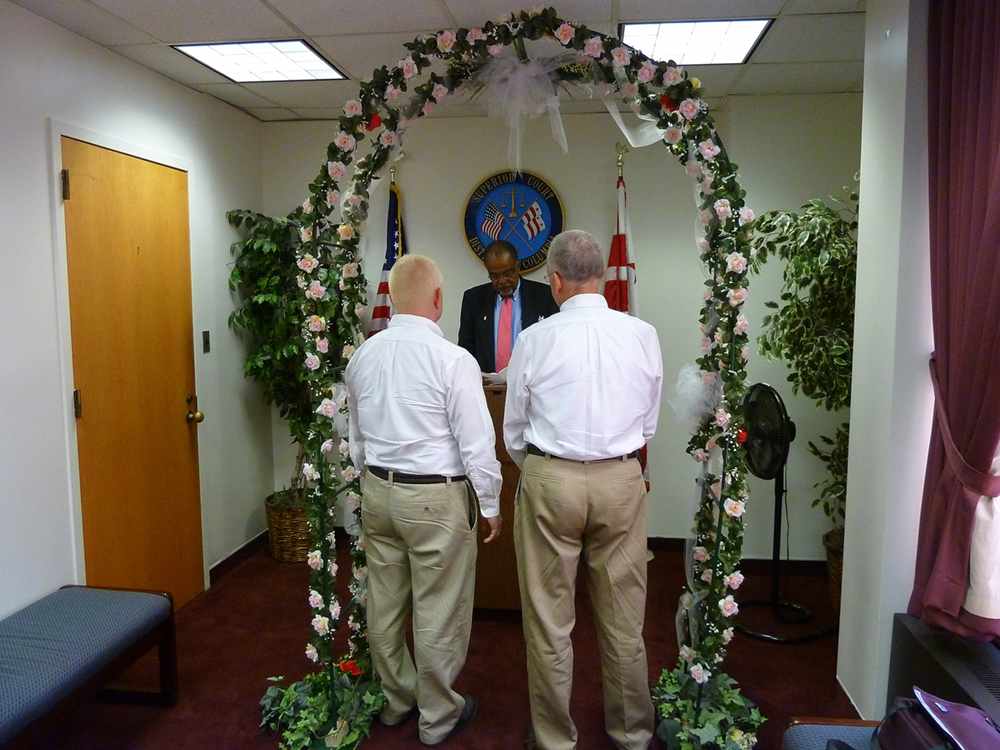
[458,241,561,373]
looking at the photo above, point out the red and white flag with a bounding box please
[604,175,649,488]
[520,200,546,240]
[370,181,407,334]
[604,177,639,317]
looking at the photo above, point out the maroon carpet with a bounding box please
[33,535,856,749]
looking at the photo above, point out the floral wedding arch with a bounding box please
[254,7,762,750]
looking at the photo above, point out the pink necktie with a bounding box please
[496,297,513,371]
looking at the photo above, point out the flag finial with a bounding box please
[390,150,406,184]
[615,142,629,179]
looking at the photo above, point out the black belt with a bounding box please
[369,466,466,484]
[526,444,639,463]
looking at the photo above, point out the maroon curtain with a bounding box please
[907,0,1000,640]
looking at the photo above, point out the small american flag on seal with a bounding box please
[520,200,546,239]
[480,202,504,241]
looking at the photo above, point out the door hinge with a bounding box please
[73,389,82,419]
[61,168,70,200]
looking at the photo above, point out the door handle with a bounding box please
[186,395,204,424]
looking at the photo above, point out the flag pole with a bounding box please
[370,156,408,335]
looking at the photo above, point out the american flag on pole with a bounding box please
[480,202,504,241]
[604,174,649,488]
[370,181,408,334]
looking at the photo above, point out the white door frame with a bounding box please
[46,119,206,589]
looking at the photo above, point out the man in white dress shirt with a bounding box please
[345,254,503,747]
[504,230,663,750]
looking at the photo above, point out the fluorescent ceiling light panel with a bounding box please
[620,20,770,65]
[174,40,344,82]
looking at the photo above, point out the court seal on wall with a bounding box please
[463,170,564,272]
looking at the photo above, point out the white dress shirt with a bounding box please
[345,314,502,517]
[503,293,663,468]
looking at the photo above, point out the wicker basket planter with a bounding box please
[823,527,845,611]
[265,490,310,563]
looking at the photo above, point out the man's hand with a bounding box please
[483,515,503,543]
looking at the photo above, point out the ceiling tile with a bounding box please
[10,0,157,45]
[312,31,435,81]
[89,0,297,43]
[684,65,748,98]
[785,0,867,14]
[246,107,305,121]
[191,83,284,108]
[241,79,359,108]
[110,44,230,85]
[730,61,864,95]
[289,107,359,120]
[442,0,611,28]
[753,14,865,63]
[268,0,452,36]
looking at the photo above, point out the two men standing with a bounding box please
[346,231,662,750]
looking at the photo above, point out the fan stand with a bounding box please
[735,467,839,644]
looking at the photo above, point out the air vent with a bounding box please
[968,660,1000,702]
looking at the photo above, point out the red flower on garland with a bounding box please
[339,659,362,676]
[659,94,678,112]
[364,114,382,131]
[737,428,748,443]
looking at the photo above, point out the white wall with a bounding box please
[838,0,933,719]
[0,0,273,618]
[262,94,862,559]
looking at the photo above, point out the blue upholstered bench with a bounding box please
[0,585,177,747]
[782,717,879,750]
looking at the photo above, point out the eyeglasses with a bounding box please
[488,268,519,282]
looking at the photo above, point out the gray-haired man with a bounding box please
[504,230,663,750]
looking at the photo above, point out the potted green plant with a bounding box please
[227,207,314,561]
[748,182,858,608]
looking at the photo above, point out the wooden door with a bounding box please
[62,136,204,610]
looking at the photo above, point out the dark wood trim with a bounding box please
[787,716,873,727]
[646,537,685,553]
[209,531,269,586]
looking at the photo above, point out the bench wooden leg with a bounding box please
[97,609,178,706]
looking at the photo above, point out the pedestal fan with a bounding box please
[736,382,837,644]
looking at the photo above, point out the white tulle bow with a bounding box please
[470,53,574,172]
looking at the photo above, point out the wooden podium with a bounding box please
[474,384,521,610]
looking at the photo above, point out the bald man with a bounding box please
[346,254,502,746]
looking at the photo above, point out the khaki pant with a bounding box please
[515,454,653,750]
[361,472,478,745]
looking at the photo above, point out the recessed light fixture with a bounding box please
[619,19,771,65]
[174,40,345,83]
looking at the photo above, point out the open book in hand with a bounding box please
[482,368,507,385]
